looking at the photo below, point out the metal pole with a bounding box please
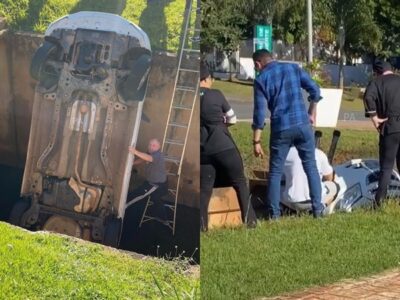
[307,0,313,62]
[338,22,345,88]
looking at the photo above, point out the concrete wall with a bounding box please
[324,64,372,87]
[0,30,18,166]
[0,32,42,169]
[0,31,199,208]
[208,51,372,87]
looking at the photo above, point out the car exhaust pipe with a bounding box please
[328,130,341,164]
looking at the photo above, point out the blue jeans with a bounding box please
[267,124,323,218]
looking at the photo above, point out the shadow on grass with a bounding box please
[139,0,172,51]
[214,78,254,86]
[18,0,47,31]
[71,0,127,15]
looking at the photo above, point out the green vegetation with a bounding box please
[201,0,246,80]
[213,79,365,111]
[201,202,400,299]
[212,79,253,101]
[230,123,378,178]
[341,88,365,111]
[202,0,400,61]
[0,222,199,299]
[122,0,187,52]
[0,0,188,52]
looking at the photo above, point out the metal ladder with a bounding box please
[139,0,200,235]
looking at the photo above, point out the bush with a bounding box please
[303,59,332,87]
[0,0,30,31]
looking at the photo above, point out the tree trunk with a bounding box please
[228,53,233,82]
[229,61,233,82]
[338,51,344,89]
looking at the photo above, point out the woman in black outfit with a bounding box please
[200,63,257,231]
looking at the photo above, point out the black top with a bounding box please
[364,74,400,134]
[200,87,235,156]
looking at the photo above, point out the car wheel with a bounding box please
[9,199,31,226]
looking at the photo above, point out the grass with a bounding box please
[213,79,365,111]
[0,222,199,299]
[341,88,365,111]
[201,123,389,299]
[230,123,379,178]
[201,202,400,299]
[0,0,189,52]
[212,79,253,102]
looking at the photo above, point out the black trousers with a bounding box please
[126,181,167,221]
[375,132,400,205]
[200,148,257,231]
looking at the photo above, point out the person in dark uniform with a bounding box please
[200,63,257,231]
[126,138,168,223]
[364,59,400,208]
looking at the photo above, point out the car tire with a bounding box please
[9,199,31,226]
[118,54,151,101]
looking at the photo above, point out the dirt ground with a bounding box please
[336,120,375,130]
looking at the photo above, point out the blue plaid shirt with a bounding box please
[252,61,321,133]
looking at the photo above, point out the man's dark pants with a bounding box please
[126,181,168,221]
[200,148,257,231]
[375,132,400,206]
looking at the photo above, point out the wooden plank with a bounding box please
[208,187,242,229]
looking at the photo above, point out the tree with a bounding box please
[241,0,305,54]
[201,0,247,81]
[241,0,287,33]
[374,0,400,57]
[314,0,381,88]
[201,0,394,85]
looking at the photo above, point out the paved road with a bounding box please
[263,268,400,300]
[228,98,366,122]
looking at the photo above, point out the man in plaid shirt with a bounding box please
[252,49,324,219]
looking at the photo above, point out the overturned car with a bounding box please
[330,159,400,212]
[250,130,400,217]
[9,12,152,247]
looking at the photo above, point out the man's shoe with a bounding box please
[313,210,325,218]
[247,221,258,229]
[372,199,382,210]
[268,215,280,221]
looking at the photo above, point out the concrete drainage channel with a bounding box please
[0,162,200,263]
[0,27,200,263]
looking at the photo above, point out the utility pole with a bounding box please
[338,21,345,89]
[307,0,313,62]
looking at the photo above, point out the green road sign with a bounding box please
[254,25,272,51]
